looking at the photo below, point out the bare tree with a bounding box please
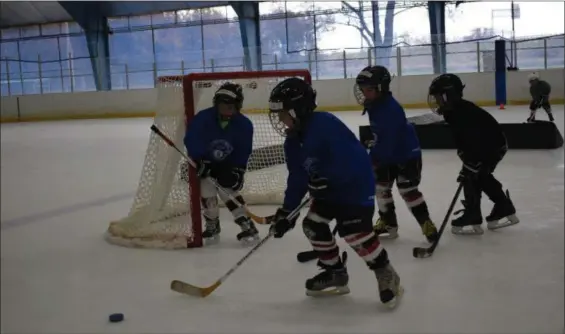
[337,1,428,67]
[337,1,468,68]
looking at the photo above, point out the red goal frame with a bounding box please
[157,69,312,248]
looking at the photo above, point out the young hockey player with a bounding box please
[428,73,520,235]
[355,65,438,243]
[182,82,259,245]
[527,72,554,122]
[267,77,403,308]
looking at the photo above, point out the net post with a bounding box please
[183,75,203,248]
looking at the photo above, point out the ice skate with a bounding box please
[235,217,259,246]
[547,111,555,122]
[526,114,536,123]
[373,213,399,239]
[451,201,484,235]
[486,190,520,230]
[202,218,221,244]
[420,219,438,243]
[374,263,403,308]
[305,251,350,297]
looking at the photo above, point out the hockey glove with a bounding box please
[196,159,213,178]
[457,161,481,183]
[364,133,377,149]
[308,174,329,198]
[270,208,298,238]
[217,167,246,191]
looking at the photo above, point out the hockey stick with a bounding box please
[150,124,271,225]
[413,182,463,258]
[296,225,338,263]
[171,196,312,297]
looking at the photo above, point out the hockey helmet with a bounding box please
[213,82,244,119]
[354,65,392,105]
[268,77,317,137]
[427,73,465,115]
[528,72,539,82]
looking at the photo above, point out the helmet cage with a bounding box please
[354,67,393,105]
[427,93,444,115]
[268,101,291,137]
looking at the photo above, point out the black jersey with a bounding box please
[441,99,507,163]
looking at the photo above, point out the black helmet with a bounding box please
[427,73,465,115]
[354,65,392,105]
[213,82,244,111]
[268,77,317,137]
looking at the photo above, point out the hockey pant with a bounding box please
[529,95,552,120]
[200,177,248,225]
[302,200,390,271]
[460,150,507,213]
[374,157,430,225]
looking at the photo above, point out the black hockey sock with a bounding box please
[378,203,398,227]
[411,202,431,225]
[463,178,482,208]
[480,174,507,204]
[366,248,390,271]
[224,194,247,220]
[398,185,430,224]
[304,218,340,267]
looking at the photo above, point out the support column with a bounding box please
[58,1,111,91]
[494,39,507,106]
[231,2,262,71]
[427,1,446,74]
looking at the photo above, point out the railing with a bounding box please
[1,35,563,97]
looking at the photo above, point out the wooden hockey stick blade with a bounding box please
[170,198,312,298]
[248,213,275,225]
[170,279,221,298]
[170,233,273,298]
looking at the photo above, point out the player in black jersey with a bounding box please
[527,72,554,122]
[428,73,520,235]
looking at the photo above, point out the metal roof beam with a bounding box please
[58,1,111,91]
[101,1,230,17]
[231,2,261,71]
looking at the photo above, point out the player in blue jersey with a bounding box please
[182,82,259,245]
[355,65,438,243]
[267,77,402,308]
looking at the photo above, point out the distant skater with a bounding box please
[526,72,554,122]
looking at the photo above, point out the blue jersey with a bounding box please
[184,107,254,168]
[283,111,375,211]
[363,94,421,164]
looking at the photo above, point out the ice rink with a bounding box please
[1,106,564,334]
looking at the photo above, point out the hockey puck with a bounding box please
[109,313,124,323]
[296,250,318,263]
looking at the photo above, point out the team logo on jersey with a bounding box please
[303,157,320,175]
[208,139,233,161]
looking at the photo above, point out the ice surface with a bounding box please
[1,106,564,334]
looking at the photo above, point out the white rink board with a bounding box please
[1,106,564,334]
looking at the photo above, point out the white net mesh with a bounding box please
[106,70,310,249]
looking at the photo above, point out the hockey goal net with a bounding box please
[106,69,312,249]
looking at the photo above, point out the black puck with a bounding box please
[109,313,124,323]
